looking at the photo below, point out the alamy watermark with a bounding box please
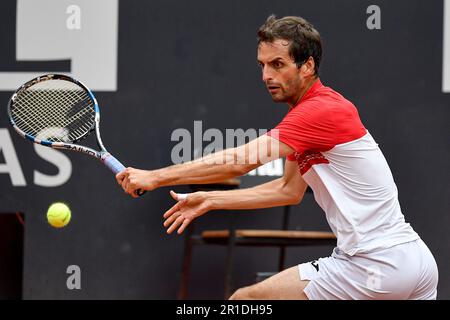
[66,5,81,30]
[366,265,382,291]
[366,5,381,30]
[170,121,281,167]
[66,264,81,290]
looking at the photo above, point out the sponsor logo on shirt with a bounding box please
[311,260,320,272]
[293,151,329,175]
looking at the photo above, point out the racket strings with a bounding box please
[15,83,91,135]
[10,79,96,143]
[14,91,90,141]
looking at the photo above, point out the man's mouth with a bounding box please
[267,85,280,93]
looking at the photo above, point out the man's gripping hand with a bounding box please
[116,167,158,198]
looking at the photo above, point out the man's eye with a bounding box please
[273,62,283,68]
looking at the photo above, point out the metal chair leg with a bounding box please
[278,246,286,271]
[224,213,237,299]
[278,205,291,271]
[178,224,194,299]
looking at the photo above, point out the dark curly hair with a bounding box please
[257,15,322,76]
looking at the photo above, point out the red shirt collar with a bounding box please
[295,78,323,106]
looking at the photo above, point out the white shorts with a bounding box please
[298,239,438,300]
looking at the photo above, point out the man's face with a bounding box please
[257,39,304,106]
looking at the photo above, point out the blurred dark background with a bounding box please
[0,0,449,299]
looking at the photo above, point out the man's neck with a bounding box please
[288,77,318,109]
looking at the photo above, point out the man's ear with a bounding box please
[300,56,316,77]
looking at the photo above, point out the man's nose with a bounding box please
[262,66,273,83]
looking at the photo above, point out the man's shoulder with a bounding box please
[297,86,355,113]
[303,85,358,119]
[317,84,354,103]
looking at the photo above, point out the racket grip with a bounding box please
[103,154,146,197]
[103,153,126,174]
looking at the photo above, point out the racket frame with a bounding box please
[7,73,145,195]
[7,74,120,169]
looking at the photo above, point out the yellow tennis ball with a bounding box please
[47,202,71,228]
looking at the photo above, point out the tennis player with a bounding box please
[116,15,438,300]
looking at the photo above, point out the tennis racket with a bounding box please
[7,74,145,196]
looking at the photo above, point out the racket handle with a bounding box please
[103,153,146,197]
[103,153,126,174]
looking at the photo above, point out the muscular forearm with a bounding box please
[161,159,306,234]
[206,178,301,211]
[116,134,292,196]
[153,147,259,188]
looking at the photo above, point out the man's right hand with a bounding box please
[116,167,158,198]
